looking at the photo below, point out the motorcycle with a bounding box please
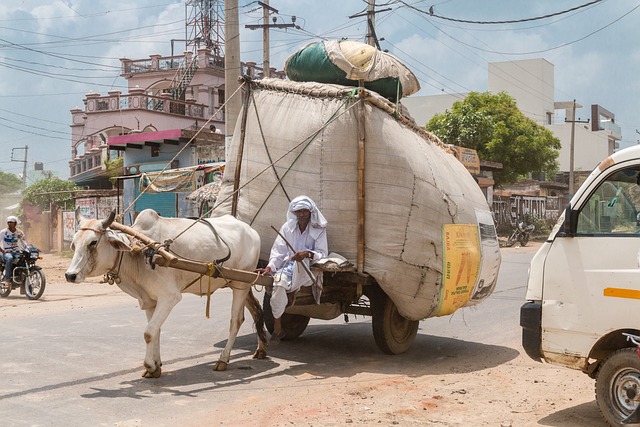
[0,244,46,300]
[505,220,535,247]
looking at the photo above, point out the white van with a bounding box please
[521,145,640,426]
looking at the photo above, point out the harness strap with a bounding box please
[195,218,231,264]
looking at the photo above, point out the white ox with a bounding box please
[65,209,268,378]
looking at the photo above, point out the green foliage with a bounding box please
[426,91,561,186]
[23,178,79,211]
[0,171,23,193]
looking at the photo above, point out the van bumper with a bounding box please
[520,301,542,362]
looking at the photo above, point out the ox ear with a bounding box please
[105,230,132,252]
[101,210,116,229]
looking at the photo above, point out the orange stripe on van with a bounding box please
[604,288,640,299]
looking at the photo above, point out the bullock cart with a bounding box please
[112,218,412,354]
[210,69,501,355]
[108,218,411,354]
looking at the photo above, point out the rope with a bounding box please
[196,83,362,222]
[249,92,359,225]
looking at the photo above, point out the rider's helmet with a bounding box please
[6,216,19,224]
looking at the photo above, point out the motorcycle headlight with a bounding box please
[30,252,39,259]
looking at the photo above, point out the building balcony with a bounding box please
[120,49,286,80]
[84,89,206,120]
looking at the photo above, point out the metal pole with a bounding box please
[263,0,270,77]
[569,100,576,195]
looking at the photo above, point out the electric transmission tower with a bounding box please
[185,0,225,58]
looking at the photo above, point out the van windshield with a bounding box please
[577,167,640,234]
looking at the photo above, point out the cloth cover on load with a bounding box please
[214,78,500,321]
[285,40,420,100]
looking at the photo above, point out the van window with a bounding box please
[577,167,640,235]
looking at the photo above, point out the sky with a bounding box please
[1,0,638,181]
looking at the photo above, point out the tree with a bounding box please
[0,171,23,193]
[22,178,79,211]
[426,91,561,186]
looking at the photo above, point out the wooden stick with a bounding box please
[270,225,317,284]
[110,221,177,265]
[110,220,272,287]
[357,81,366,274]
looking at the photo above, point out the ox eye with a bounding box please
[88,241,98,251]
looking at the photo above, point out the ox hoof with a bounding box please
[253,348,267,360]
[142,366,162,378]
[213,361,228,371]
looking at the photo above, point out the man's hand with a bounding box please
[291,250,312,262]
[255,266,272,276]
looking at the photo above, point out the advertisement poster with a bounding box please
[63,211,77,242]
[437,224,481,316]
[76,198,97,220]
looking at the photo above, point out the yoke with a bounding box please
[109,220,274,287]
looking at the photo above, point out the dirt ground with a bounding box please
[3,248,608,427]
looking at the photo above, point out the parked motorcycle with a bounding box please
[505,220,535,247]
[0,245,46,300]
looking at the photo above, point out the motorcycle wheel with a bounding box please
[25,269,46,300]
[0,280,11,298]
[519,234,529,247]
[505,232,517,247]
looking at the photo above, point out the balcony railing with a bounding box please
[121,50,286,80]
[84,91,205,119]
[599,120,622,137]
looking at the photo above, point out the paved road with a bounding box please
[0,244,606,426]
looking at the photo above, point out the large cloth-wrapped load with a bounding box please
[215,78,500,321]
[285,40,420,100]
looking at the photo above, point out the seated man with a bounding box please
[261,196,328,345]
[0,216,28,289]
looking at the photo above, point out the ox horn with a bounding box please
[101,210,116,229]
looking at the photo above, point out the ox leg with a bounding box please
[213,285,249,371]
[245,289,268,360]
[142,295,181,378]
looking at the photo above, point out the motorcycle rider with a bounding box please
[0,216,28,291]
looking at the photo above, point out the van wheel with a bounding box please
[595,347,640,425]
[262,292,310,340]
[370,287,419,355]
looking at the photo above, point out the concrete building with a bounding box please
[402,58,622,185]
[68,48,279,190]
[66,46,283,223]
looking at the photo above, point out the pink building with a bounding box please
[68,47,279,189]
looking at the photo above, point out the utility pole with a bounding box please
[262,1,270,77]
[348,1,391,49]
[225,0,241,143]
[565,100,589,195]
[11,146,28,190]
[245,1,297,78]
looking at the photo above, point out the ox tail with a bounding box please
[246,289,267,344]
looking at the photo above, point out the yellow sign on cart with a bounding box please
[437,224,481,316]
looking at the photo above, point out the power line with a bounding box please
[402,0,603,25]
[431,3,640,56]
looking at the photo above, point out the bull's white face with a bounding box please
[65,219,115,283]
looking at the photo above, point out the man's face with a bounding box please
[7,221,16,230]
[293,209,311,223]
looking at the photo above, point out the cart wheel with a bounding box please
[262,292,310,341]
[371,288,419,355]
